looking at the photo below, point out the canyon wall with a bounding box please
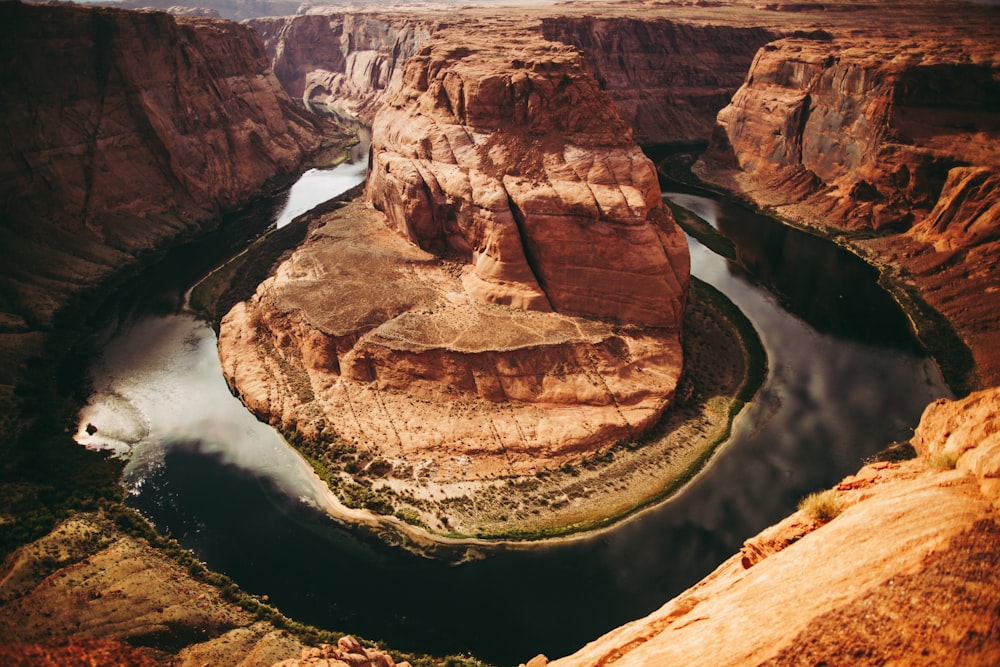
[699,33,1000,388]
[247,13,438,120]
[539,16,779,146]
[0,2,323,345]
[248,12,778,146]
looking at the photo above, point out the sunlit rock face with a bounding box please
[699,33,1000,387]
[547,386,1000,667]
[367,34,689,328]
[219,32,689,481]
[0,2,322,337]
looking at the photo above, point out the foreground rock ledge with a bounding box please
[538,386,1000,667]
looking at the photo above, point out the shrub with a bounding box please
[798,489,845,523]
[928,450,960,470]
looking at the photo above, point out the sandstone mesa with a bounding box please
[219,29,691,482]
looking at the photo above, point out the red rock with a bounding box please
[367,34,689,328]
[0,2,323,334]
[699,31,1000,387]
[550,387,1000,667]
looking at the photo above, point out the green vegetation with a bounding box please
[798,489,846,523]
[464,277,767,542]
[928,450,960,470]
[0,346,126,557]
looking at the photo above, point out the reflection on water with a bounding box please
[75,315,332,507]
[75,169,950,665]
[668,192,922,350]
[275,127,370,229]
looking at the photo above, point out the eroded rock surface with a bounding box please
[367,34,689,326]
[250,10,780,147]
[539,16,778,145]
[0,2,323,388]
[698,32,1000,387]
[220,30,689,483]
[248,13,437,120]
[220,200,684,482]
[546,386,1000,667]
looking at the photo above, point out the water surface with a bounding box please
[75,174,948,666]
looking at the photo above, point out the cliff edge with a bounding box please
[541,386,1000,667]
[698,32,1000,389]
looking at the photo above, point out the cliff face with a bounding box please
[247,13,436,121]
[0,3,323,339]
[546,386,1000,667]
[699,34,1000,387]
[218,31,689,487]
[248,12,779,148]
[539,17,779,146]
[367,35,689,326]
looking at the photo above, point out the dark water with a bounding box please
[77,170,948,665]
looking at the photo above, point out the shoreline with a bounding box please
[257,274,766,555]
[664,157,975,397]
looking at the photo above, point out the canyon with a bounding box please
[1,1,999,666]
[0,1,331,430]
[699,29,1000,390]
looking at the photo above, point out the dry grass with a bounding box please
[798,489,846,523]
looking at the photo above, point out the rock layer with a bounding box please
[546,386,1000,667]
[539,16,778,145]
[248,13,437,120]
[219,29,690,481]
[249,11,780,146]
[0,2,322,340]
[367,34,689,327]
[219,200,684,481]
[699,33,1000,386]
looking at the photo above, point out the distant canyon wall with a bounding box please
[539,16,778,145]
[247,13,438,120]
[0,3,323,341]
[698,35,1000,388]
[248,13,776,145]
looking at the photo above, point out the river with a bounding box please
[74,156,948,666]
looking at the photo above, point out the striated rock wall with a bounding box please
[0,2,323,338]
[699,33,1000,387]
[219,197,684,484]
[247,12,779,147]
[367,33,689,327]
[539,16,779,146]
[219,26,691,487]
[545,386,1000,667]
[247,13,437,121]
